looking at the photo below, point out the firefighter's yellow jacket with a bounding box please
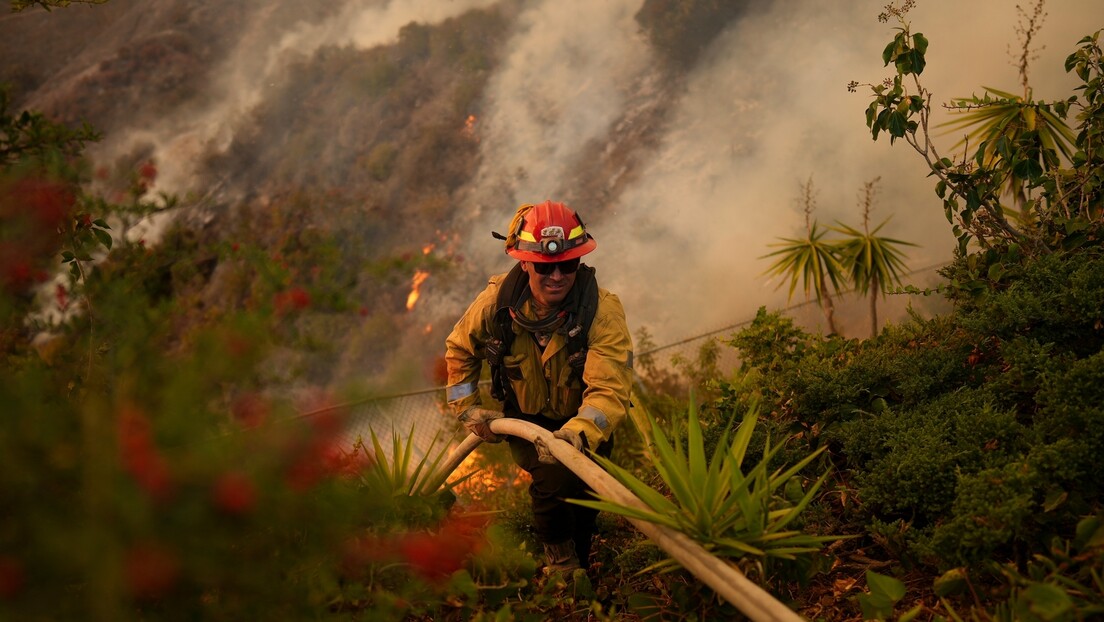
[444,270,634,449]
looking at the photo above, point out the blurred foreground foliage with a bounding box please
[0,81,539,620]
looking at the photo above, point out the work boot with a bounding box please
[542,539,581,575]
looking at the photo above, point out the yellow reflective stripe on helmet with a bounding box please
[568,225,585,239]
[519,230,538,242]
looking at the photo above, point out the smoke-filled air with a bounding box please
[4,0,1101,386]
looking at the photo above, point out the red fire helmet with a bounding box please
[503,200,597,262]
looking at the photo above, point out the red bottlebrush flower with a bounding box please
[55,284,69,312]
[1,257,33,293]
[340,534,399,579]
[229,392,269,428]
[0,556,26,600]
[123,542,178,599]
[399,530,473,584]
[138,161,157,182]
[274,287,311,314]
[321,442,374,479]
[13,177,75,229]
[399,532,461,582]
[116,405,174,501]
[396,512,489,584]
[284,454,324,492]
[117,405,154,456]
[132,454,173,501]
[212,471,258,515]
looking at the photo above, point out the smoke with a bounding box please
[461,0,653,269]
[13,0,1100,376]
[461,0,1103,345]
[102,0,500,242]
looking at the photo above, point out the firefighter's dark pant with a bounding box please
[505,411,614,567]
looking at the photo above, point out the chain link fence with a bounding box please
[328,262,951,461]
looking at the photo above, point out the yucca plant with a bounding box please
[354,424,472,501]
[571,400,840,577]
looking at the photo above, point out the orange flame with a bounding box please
[405,269,430,311]
[422,243,435,255]
[462,114,478,141]
[450,452,529,499]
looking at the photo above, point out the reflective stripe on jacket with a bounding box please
[444,271,634,448]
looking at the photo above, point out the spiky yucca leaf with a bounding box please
[358,425,470,498]
[571,402,843,570]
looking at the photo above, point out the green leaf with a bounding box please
[867,569,907,601]
[933,567,969,597]
[912,32,928,55]
[570,498,682,531]
[888,110,909,137]
[882,39,898,66]
[899,604,924,622]
[1018,583,1073,619]
[1074,515,1104,550]
[93,228,112,249]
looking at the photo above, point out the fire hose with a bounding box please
[420,418,803,622]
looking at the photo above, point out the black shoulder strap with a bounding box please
[487,263,528,403]
[564,265,598,383]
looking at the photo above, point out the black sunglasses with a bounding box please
[531,258,581,276]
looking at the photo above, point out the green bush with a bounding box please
[842,393,1028,527]
[723,245,1104,574]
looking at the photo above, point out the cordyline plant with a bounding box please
[764,177,914,338]
[831,178,915,338]
[571,400,840,578]
[763,177,846,336]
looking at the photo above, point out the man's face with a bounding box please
[521,260,577,308]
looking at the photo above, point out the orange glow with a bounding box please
[405,269,430,311]
[462,114,478,141]
[423,323,433,335]
[422,243,435,255]
[449,452,529,500]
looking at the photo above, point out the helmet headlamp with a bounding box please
[539,226,566,255]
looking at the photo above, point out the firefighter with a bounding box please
[444,200,634,574]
